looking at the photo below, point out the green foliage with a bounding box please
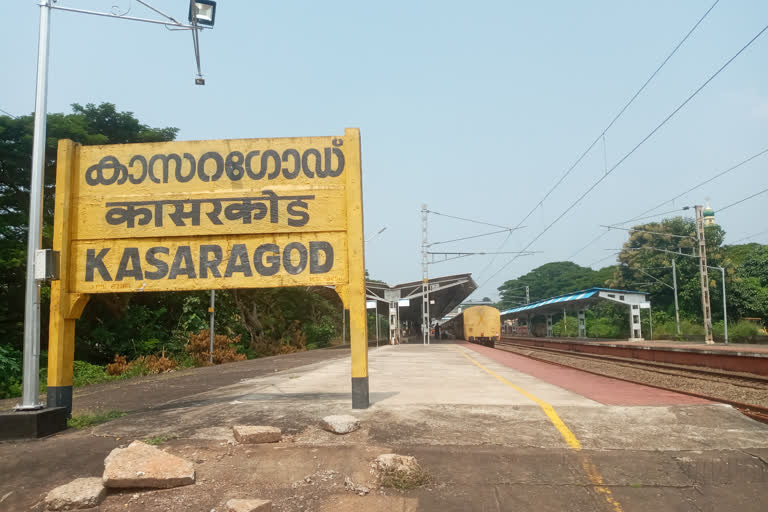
[0,105,178,348]
[233,287,341,354]
[72,361,114,387]
[145,434,177,445]
[0,345,23,399]
[305,319,335,349]
[67,410,126,429]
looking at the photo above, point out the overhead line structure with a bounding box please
[575,146,768,260]
[481,20,768,290]
[476,0,721,282]
[600,225,697,240]
[421,205,531,344]
[614,147,768,227]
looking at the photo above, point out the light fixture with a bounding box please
[189,0,216,27]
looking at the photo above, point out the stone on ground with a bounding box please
[103,440,195,489]
[45,477,106,510]
[232,425,282,444]
[374,453,420,475]
[320,415,360,434]
[226,498,272,512]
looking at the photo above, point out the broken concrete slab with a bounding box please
[226,498,272,512]
[320,415,360,434]
[44,477,106,511]
[103,440,195,489]
[232,425,281,444]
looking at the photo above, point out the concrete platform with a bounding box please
[3,342,768,511]
[89,342,768,451]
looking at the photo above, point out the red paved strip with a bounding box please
[462,342,710,406]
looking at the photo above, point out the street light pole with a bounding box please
[15,1,217,415]
[672,259,681,336]
[716,266,728,344]
[18,0,52,410]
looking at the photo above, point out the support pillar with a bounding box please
[47,141,91,416]
[578,309,586,338]
[546,313,553,338]
[629,304,643,341]
[389,302,397,344]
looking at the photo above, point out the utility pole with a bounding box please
[209,290,215,363]
[525,286,530,304]
[694,205,714,344]
[671,259,681,336]
[421,204,430,345]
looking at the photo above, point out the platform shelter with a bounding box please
[501,288,649,341]
[366,273,477,343]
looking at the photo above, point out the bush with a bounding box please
[106,353,178,377]
[0,345,23,399]
[305,319,335,350]
[186,330,247,366]
[72,360,113,387]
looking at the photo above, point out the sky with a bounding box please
[3,0,767,301]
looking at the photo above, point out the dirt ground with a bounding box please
[3,343,768,511]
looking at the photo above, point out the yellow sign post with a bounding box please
[47,128,369,412]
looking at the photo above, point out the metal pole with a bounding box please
[421,205,430,345]
[375,309,379,347]
[720,266,728,344]
[672,259,681,336]
[19,0,52,410]
[209,290,215,363]
[649,305,653,341]
[563,308,567,337]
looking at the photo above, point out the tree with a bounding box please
[497,261,614,310]
[611,216,768,325]
[0,104,178,348]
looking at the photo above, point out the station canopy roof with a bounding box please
[500,287,648,317]
[366,273,477,325]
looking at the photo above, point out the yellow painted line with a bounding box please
[457,348,623,512]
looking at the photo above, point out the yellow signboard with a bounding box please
[47,129,369,411]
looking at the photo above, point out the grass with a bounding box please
[379,465,432,490]
[144,434,177,445]
[67,410,126,429]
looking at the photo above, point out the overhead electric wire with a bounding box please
[588,252,620,268]
[615,146,768,226]
[579,147,768,260]
[730,228,768,244]
[429,228,517,247]
[719,186,768,213]
[475,0,721,283]
[481,19,768,289]
[427,210,522,231]
[568,230,611,260]
[0,108,17,118]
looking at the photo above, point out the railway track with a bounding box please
[495,339,768,424]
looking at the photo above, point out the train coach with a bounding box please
[442,305,500,347]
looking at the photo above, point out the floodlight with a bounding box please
[195,77,206,85]
[189,0,216,26]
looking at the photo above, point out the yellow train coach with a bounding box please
[442,306,501,347]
